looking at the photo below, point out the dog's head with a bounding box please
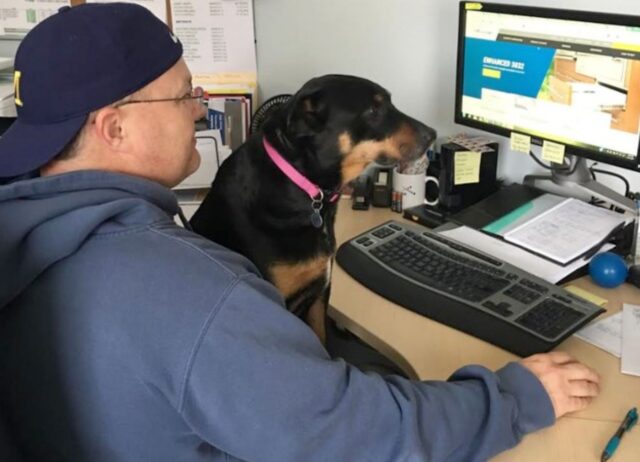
[267,74,437,184]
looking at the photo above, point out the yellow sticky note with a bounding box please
[454,151,482,185]
[510,132,531,153]
[541,140,565,164]
[565,285,608,307]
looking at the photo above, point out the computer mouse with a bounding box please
[627,265,640,288]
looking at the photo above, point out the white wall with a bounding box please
[254,0,640,197]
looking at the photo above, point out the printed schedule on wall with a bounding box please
[0,0,69,36]
[171,0,257,88]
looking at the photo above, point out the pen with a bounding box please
[601,407,638,462]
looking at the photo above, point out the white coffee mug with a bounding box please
[392,168,440,209]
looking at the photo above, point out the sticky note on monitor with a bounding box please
[454,151,481,185]
[510,133,531,153]
[542,140,565,164]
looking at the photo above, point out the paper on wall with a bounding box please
[0,0,69,36]
[170,0,257,88]
[86,0,167,24]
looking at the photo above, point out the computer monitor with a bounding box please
[455,1,640,212]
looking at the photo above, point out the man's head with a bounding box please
[0,3,204,187]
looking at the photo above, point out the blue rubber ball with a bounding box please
[588,252,628,288]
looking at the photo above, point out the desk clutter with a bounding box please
[354,133,500,218]
[362,180,632,285]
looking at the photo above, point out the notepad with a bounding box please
[498,197,627,265]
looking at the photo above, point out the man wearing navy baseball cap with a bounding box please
[0,3,600,462]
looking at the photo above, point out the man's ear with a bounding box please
[286,88,328,138]
[92,107,124,149]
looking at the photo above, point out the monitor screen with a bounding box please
[455,2,640,171]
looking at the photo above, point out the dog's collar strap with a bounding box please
[263,137,340,203]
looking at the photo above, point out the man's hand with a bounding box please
[520,351,600,418]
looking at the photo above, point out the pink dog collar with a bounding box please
[263,137,340,228]
[262,137,340,203]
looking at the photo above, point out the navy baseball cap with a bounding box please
[0,3,183,178]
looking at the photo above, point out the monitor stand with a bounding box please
[523,155,636,214]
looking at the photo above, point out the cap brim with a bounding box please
[0,113,88,178]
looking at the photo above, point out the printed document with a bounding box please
[575,304,640,377]
[86,0,167,24]
[0,0,68,36]
[574,311,622,357]
[621,304,640,377]
[171,0,256,87]
[502,197,626,265]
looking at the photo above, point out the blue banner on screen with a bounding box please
[463,38,556,99]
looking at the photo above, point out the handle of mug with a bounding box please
[424,176,439,206]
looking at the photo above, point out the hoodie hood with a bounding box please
[0,170,180,309]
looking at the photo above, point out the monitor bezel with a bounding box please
[455,1,640,172]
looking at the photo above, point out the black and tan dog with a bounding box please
[191,75,436,342]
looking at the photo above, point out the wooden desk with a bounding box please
[329,200,640,462]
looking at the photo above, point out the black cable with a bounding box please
[527,150,579,174]
[590,168,630,197]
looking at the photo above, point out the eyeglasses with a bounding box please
[113,86,206,108]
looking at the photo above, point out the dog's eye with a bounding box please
[366,106,381,118]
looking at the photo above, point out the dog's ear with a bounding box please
[286,88,328,138]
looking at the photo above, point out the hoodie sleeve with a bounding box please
[179,275,555,462]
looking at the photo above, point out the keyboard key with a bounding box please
[516,299,583,339]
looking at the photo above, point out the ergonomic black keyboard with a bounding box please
[335,220,605,356]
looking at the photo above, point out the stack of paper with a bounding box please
[207,94,252,150]
[574,304,640,377]
[438,225,614,284]
[485,196,628,266]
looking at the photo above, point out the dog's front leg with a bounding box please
[305,297,327,345]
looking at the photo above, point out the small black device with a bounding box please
[403,203,451,228]
[436,141,500,212]
[371,166,393,207]
[351,174,372,210]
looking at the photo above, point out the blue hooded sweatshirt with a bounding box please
[0,171,554,461]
